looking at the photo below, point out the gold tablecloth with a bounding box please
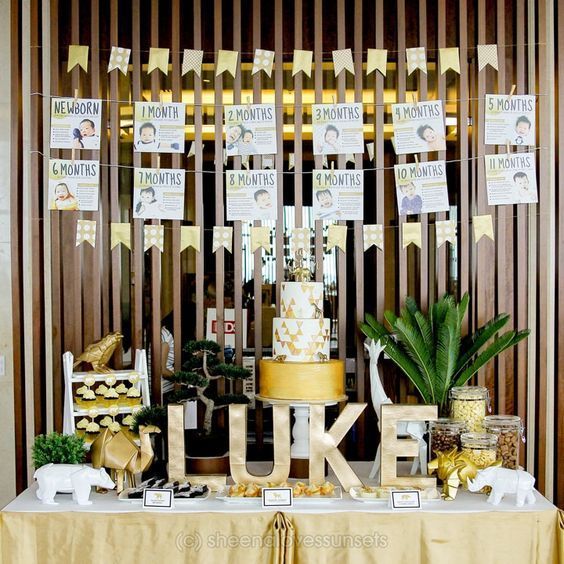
[1,506,563,563]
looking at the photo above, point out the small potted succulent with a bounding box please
[168,339,251,473]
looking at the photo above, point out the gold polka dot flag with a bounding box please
[435,220,457,248]
[291,228,311,256]
[212,226,233,253]
[76,220,97,248]
[262,155,275,169]
[327,225,347,252]
[439,47,460,75]
[363,224,384,251]
[288,153,295,170]
[144,225,164,252]
[67,45,89,73]
[366,142,375,161]
[406,47,427,75]
[147,48,169,75]
[182,49,204,77]
[402,222,422,249]
[250,226,272,254]
[216,49,239,78]
[473,214,495,243]
[292,49,313,77]
[332,48,355,77]
[251,49,275,77]
[110,223,131,250]
[367,48,388,76]
[107,46,131,75]
[477,44,499,72]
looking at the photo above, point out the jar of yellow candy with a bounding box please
[449,386,489,432]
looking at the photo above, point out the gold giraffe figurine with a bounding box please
[73,332,124,373]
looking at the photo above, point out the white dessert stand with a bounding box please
[365,339,427,482]
[255,395,348,459]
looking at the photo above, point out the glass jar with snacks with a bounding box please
[449,386,489,432]
[428,419,467,456]
[460,432,498,468]
[483,415,524,469]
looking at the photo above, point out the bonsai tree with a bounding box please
[169,339,251,435]
[360,293,529,415]
[32,432,86,468]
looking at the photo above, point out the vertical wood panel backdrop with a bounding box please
[10,0,562,505]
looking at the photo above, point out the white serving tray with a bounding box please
[118,487,210,503]
[216,485,342,503]
[349,486,441,503]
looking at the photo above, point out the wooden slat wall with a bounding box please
[11,0,563,505]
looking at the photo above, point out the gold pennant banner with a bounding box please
[68,45,89,72]
[292,49,313,77]
[108,46,131,75]
[187,142,196,158]
[76,220,96,248]
[473,214,495,242]
[288,153,295,170]
[251,226,272,253]
[477,44,499,71]
[327,224,347,252]
[363,224,383,251]
[439,47,461,75]
[110,223,131,250]
[216,49,239,77]
[367,48,387,76]
[180,226,201,253]
[366,142,375,161]
[147,47,169,75]
[212,226,233,253]
[144,225,164,252]
[402,222,422,249]
[406,46,427,75]
[435,219,457,248]
[251,49,275,77]
[332,48,355,76]
[182,49,203,77]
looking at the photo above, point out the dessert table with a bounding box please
[1,462,562,564]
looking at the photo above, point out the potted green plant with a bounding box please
[32,432,86,468]
[360,293,529,415]
[168,339,252,473]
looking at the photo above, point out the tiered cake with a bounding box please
[259,272,345,401]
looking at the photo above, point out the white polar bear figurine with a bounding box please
[34,464,115,505]
[467,466,536,507]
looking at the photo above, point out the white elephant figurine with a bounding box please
[34,463,115,505]
[467,467,536,507]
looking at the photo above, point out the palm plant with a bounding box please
[360,293,529,414]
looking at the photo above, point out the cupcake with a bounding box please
[84,420,100,443]
[126,386,142,407]
[95,384,109,406]
[104,386,119,407]
[99,415,113,428]
[79,388,97,408]
[115,383,129,405]
[75,417,89,439]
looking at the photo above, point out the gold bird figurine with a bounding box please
[73,332,123,373]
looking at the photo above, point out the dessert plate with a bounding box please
[216,485,342,503]
[349,486,441,503]
[118,487,210,503]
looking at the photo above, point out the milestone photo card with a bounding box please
[312,169,364,220]
[133,167,185,220]
[133,102,186,153]
[391,100,447,155]
[226,169,278,221]
[394,161,449,216]
[224,104,277,156]
[50,97,102,150]
[48,159,100,211]
[484,95,536,146]
[312,103,364,155]
[484,152,538,205]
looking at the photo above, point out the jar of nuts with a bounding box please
[483,415,524,469]
[428,419,467,456]
[460,432,498,467]
[449,386,489,432]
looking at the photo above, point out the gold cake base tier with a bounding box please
[259,359,345,401]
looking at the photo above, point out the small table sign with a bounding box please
[143,488,174,509]
[262,487,293,509]
[389,489,421,510]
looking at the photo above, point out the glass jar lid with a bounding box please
[449,385,489,400]
[460,432,498,449]
[483,415,521,429]
[429,418,467,432]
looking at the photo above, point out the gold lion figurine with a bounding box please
[73,332,123,373]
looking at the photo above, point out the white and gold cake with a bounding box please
[260,278,345,401]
